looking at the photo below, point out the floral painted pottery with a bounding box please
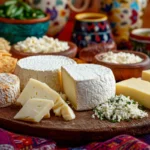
[130,28,150,56]
[71,13,116,48]
[100,0,148,49]
[28,0,90,37]
[0,14,50,44]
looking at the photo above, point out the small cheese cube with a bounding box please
[14,98,54,123]
[116,78,150,109]
[17,78,60,106]
[142,70,150,82]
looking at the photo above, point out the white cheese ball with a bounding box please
[0,73,20,107]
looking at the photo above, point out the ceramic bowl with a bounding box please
[71,13,115,48]
[94,50,150,81]
[0,14,50,44]
[130,28,150,56]
[11,41,78,59]
[79,42,116,63]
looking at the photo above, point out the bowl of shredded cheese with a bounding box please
[11,36,78,59]
[94,50,150,81]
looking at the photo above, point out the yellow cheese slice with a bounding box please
[14,98,54,123]
[116,78,150,109]
[17,78,60,106]
[142,70,150,82]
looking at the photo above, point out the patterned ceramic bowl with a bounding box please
[0,13,50,44]
[71,13,115,48]
[130,28,150,56]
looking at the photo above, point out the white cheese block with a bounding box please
[0,73,20,107]
[61,64,116,111]
[14,55,76,92]
[14,98,54,123]
[17,78,59,106]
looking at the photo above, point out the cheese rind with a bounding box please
[15,55,76,92]
[14,98,54,123]
[17,78,59,106]
[0,73,20,107]
[61,64,116,111]
[142,70,150,82]
[116,78,150,109]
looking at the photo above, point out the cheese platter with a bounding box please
[0,37,150,145]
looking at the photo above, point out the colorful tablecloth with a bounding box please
[1,128,150,150]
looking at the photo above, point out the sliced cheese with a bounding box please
[14,98,54,123]
[14,55,76,92]
[17,78,75,121]
[116,78,150,109]
[52,96,76,120]
[17,78,59,106]
[0,73,20,107]
[53,97,64,116]
[61,104,76,121]
[142,70,150,82]
[61,64,116,111]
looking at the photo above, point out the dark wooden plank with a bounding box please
[0,105,150,145]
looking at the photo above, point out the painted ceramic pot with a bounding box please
[130,28,150,56]
[71,13,116,48]
[100,0,148,49]
[28,0,90,37]
[0,14,50,44]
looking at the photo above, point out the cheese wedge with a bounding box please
[116,78,150,109]
[17,78,59,106]
[52,97,75,120]
[14,98,54,123]
[61,104,76,121]
[53,97,64,116]
[142,70,150,82]
[61,64,116,111]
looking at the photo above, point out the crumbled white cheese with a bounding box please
[100,51,143,64]
[14,36,69,53]
[92,95,148,122]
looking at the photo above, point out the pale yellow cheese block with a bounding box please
[17,78,60,106]
[14,98,54,123]
[116,78,150,109]
[142,70,150,82]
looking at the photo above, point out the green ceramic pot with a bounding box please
[0,14,50,44]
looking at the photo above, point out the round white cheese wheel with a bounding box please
[0,73,20,107]
[61,64,116,111]
[14,55,76,92]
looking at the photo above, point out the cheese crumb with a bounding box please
[14,36,69,53]
[92,95,148,122]
[99,51,143,64]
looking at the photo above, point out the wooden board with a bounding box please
[0,105,150,145]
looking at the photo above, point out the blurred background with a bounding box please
[0,0,149,27]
